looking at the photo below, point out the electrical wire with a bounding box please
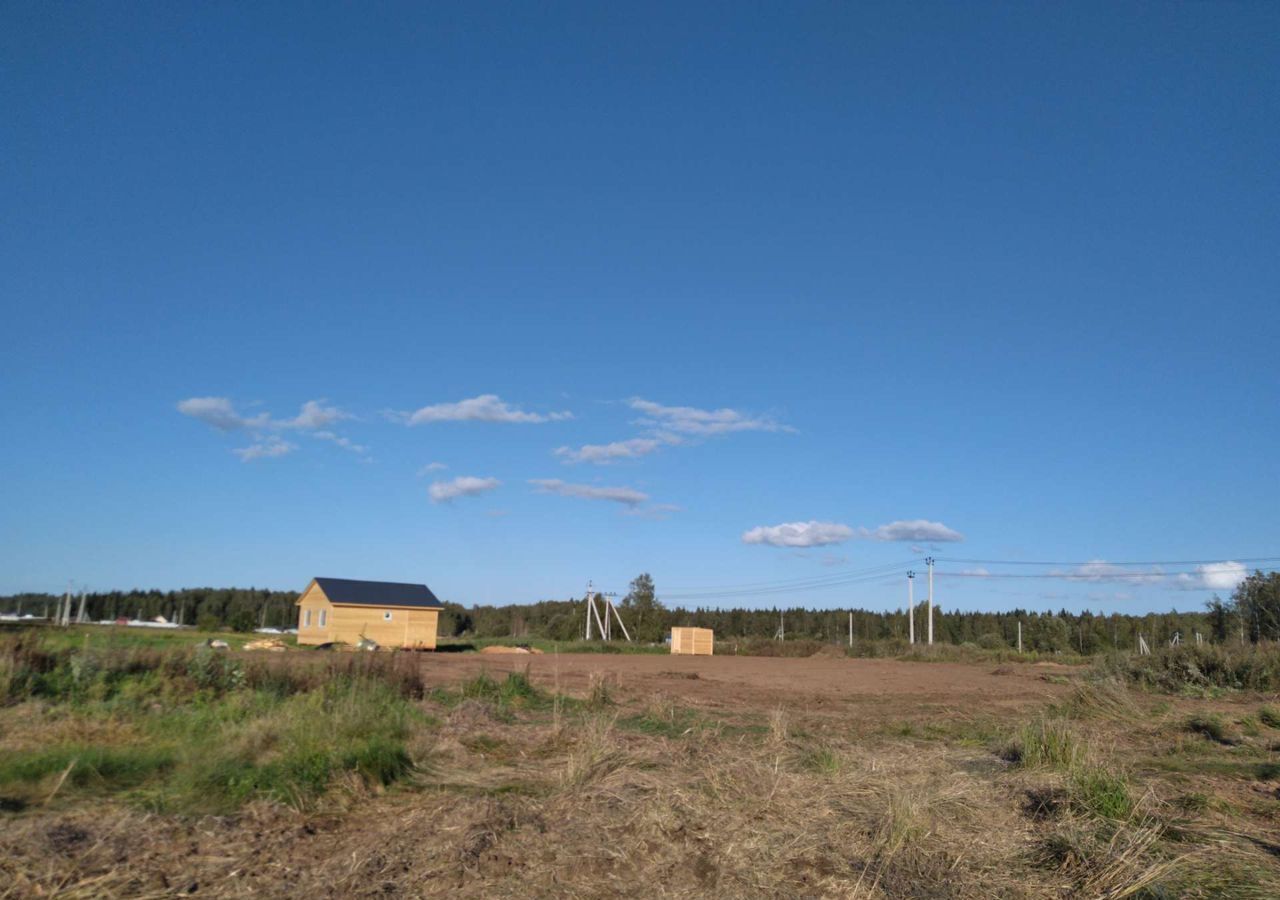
[935,556,1280,567]
[660,558,922,599]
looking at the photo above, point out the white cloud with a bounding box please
[742,521,855,548]
[180,396,363,461]
[312,431,368,456]
[429,476,502,503]
[1045,560,1166,585]
[418,462,449,475]
[528,478,649,506]
[628,398,791,436]
[554,437,670,464]
[177,397,267,431]
[403,394,572,425]
[960,567,991,577]
[862,520,964,543]
[232,438,296,462]
[1176,561,1248,592]
[287,400,349,430]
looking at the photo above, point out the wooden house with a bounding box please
[296,577,444,649]
[670,627,714,656]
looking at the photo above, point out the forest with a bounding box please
[5,571,1277,654]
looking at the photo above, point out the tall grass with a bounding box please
[0,633,431,812]
[1098,642,1280,693]
[1005,717,1084,770]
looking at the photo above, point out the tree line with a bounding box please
[3,571,1276,652]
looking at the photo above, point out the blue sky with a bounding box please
[3,2,1277,613]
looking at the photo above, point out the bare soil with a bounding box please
[419,652,1070,717]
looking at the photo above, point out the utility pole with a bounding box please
[75,590,87,625]
[585,581,593,640]
[926,557,935,646]
[907,572,915,644]
[1017,620,1022,653]
[848,611,853,648]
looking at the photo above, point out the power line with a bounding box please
[662,569,913,601]
[661,558,922,599]
[662,557,920,592]
[936,568,1277,580]
[936,556,1280,567]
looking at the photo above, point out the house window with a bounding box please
[383,611,393,621]
[319,609,327,628]
[304,610,312,628]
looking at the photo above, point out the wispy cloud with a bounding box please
[629,398,791,436]
[232,437,296,462]
[178,397,349,432]
[1051,560,1166,585]
[312,431,368,456]
[861,520,964,543]
[742,521,855,548]
[179,396,363,461]
[400,394,572,425]
[177,397,268,431]
[623,502,682,520]
[287,400,349,430]
[429,476,502,503]
[553,437,673,465]
[418,462,449,475]
[528,478,649,507]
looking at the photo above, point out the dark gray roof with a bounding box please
[312,577,443,609]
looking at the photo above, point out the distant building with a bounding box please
[295,577,444,649]
[670,627,714,656]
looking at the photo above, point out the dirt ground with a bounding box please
[419,652,1070,716]
[5,652,1276,899]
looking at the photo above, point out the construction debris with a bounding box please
[478,645,544,655]
[243,639,287,652]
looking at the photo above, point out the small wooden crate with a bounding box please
[670,627,714,656]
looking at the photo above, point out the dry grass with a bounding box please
[2,638,1279,897]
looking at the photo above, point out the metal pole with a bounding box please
[907,572,915,644]
[926,557,934,646]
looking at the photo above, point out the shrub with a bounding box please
[1258,705,1280,729]
[1100,643,1280,693]
[195,613,221,632]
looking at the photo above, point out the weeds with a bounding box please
[1099,643,1280,693]
[0,634,428,813]
[1005,717,1084,770]
[1186,713,1237,745]
[1069,768,1135,820]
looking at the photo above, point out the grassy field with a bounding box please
[1,627,1278,896]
